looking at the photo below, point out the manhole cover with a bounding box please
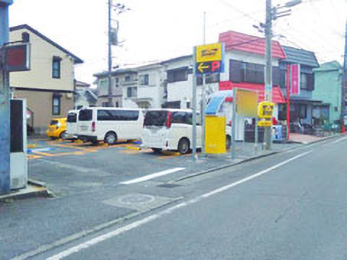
[118,194,155,205]
[103,193,178,211]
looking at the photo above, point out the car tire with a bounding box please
[59,131,67,140]
[151,148,162,153]
[104,131,117,145]
[178,138,190,154]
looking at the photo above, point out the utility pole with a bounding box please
[201,11,206,157]
[264,0,273,150]
[0,0,13,194]
[108,0,113,107]
[341,21,347,132]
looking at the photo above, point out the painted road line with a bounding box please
[47,150,312,260]
[120,167,185,185]
[27,147,55,154]
[323,136,347,146]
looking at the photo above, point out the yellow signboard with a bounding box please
[205,116,226,154]
[258,101,275,119]
[236,89,258,117]
[196,43,222,63]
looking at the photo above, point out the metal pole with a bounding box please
[192,47,198,161]
[231,89,237,159]
[264,0,273,150]
[286,64,291,140]
[341,21,347,132]
[108,0,113,107]
[201,11,206,157]
[0,0,13,194]
[254,93,259,154]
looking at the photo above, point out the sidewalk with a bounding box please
[289,132,338,144]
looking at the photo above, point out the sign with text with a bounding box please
[195,43,224,75]
[236,89,258,117]
[290,64,300,95]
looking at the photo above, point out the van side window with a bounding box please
[172,112,189,124]
[79,109,93,121]
[67,113,77,123]
[97,110,139,121]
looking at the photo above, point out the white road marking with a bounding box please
[47,150,312,260]
[120,167,185,185]
[323,136,347,146]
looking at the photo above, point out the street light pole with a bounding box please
[0,0,13,194]
[341,21,347,132]
[264,0,273,150]
[108,0,113,107]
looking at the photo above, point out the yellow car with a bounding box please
[46,118,67,139]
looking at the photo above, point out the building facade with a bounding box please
[9,24,83,134]
[312,61,343,125]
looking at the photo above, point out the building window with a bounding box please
[127,87,137,98]
[115,77,119,88]
[139,74,149,85]
[298,104,307,118]
[244,63,264,84]
[102,102,108,107]
[300,73,308,90]
[22,32,30,43]
[125,76,131,82]
[197,75,203,86]
[52,94,61,115]
[115,101,119,107]
[205,73,220,84]
[167,67,188,83]
[52,57,61,79]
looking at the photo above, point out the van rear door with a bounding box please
[78,109,94,136]
[143,111,168,148]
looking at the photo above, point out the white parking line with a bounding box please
[120,167,185,185]
[47,150,312,260]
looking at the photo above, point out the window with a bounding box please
[102,102,108,107]
[100,79,108,92]
[197,75,203,86]
[139,74,149,85]
[127,87,137,98]
[52,94,61,115]
[205,73,220,84]
[244,63,264,84]
[167,67,188,83]
[78,109,93,121]
[97,110,139,121]
[298,104,307,118]
[115,78,119,88]
[171,112,193,125]
[300,73,308,90]
[125,76,131,82]
[67,113,77,123]
[144,111,167,126]
[52,57,61,79]
[22,32,30,43]
[115,101,119,107]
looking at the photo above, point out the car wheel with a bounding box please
[226,135,231,150]
[104,132,117,145]
[151,148,162,153]
[178,138,190,154]
[59,131,67,140]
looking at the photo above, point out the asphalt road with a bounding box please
[40,136,347,260]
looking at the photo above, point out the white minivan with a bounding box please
[142,109,203,154]
[66,110,79,140]
[77,107,143,145]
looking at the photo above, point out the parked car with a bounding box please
[142,109,201,154]
[142,109,232,154]
[77,107,144,145]
[46,118,67,140]
[66,110,79,140]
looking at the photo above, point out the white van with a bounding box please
[77,107,143,145]
[66,110,79,140]
[142,109,203,154]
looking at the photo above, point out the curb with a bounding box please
[172,134,342,183]
[0,180,52,203]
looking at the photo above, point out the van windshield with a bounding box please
[144,111,167,126]
[79,109,93,121]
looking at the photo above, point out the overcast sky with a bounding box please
[9,0,347,86]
